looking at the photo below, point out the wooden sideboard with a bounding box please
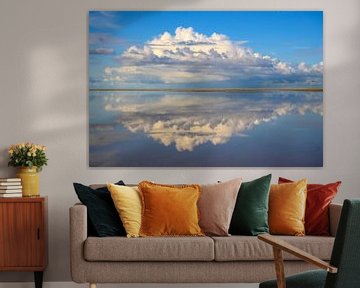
[0,197,47,288]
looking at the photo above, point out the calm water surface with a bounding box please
[89,90,323,167]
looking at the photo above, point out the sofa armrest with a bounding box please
[329,203,342,237]
[69,203,88,283]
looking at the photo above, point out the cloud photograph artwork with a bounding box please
[89,11,323,167]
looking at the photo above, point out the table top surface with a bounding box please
[0,196,47,203]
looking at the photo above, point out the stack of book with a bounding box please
[0,178,22,197]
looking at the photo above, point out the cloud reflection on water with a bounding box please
[96,91,323,152]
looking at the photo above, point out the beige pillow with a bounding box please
[198,178,242,236]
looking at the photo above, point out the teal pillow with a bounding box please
[229,174,272,236]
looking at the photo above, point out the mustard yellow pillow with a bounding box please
[269,179,307,236]
[107,183,142,238]
[138,181,204,237]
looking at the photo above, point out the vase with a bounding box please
[16,167,40,197]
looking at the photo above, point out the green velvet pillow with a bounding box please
[229,174,272,236]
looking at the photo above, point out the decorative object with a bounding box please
[7,143,48,197]
[229,174,272,236]
[278,177,341,235]
[0,197,48,288]
[8,143,48,197]
[0,178,22,197]
[107,183,142,238]
[16,167,39,197]
[269,179,307,236]
[89,11,323,167]
[138,181,203,236]
[198,178,242,236]
[73,181,126,237]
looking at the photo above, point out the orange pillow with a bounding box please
[278,177,341,236]
[138,181,204,237]
[269,179,307,236]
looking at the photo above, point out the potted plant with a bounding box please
[8,142,48,197]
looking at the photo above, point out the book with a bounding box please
[0,189,22,193]
[0,178,21,182]
[0,186,22,190]
[0,193,22,198]
[0,182,22,186]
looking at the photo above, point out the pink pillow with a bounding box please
[198,178,242,236]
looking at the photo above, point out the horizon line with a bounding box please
[89,87,323,93]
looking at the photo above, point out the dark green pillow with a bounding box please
[73,181,126,237]
[229,174,272,236]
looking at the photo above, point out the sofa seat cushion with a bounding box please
[212,236,334,261]
[84,236,214,261]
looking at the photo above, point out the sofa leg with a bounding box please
[89,283,96,288]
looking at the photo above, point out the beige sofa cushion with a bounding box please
[84,236,214,261]
[212,235,334,261]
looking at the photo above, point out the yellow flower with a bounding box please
[8,149,13,155]
[37,145,46,151]
[27,152,32,157]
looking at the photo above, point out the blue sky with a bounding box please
[89,11,323,88]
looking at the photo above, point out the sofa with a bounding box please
[70,201,342,287]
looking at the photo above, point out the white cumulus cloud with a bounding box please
[101,27,323,87]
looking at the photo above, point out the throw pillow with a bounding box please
[73,181,126,237]
[279,177,341,236]
[269,179,307,236]
[107,183,142,238]
[198,178,242,236]
[229,174,272,236]
[138,181,203,237]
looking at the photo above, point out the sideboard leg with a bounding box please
[34,271,43,288]
[90,283,97,288]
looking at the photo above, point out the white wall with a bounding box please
[0,0,359,282]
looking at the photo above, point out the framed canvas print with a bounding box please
[89,11,323,167]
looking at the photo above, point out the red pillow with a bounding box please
[278,177,341,236]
